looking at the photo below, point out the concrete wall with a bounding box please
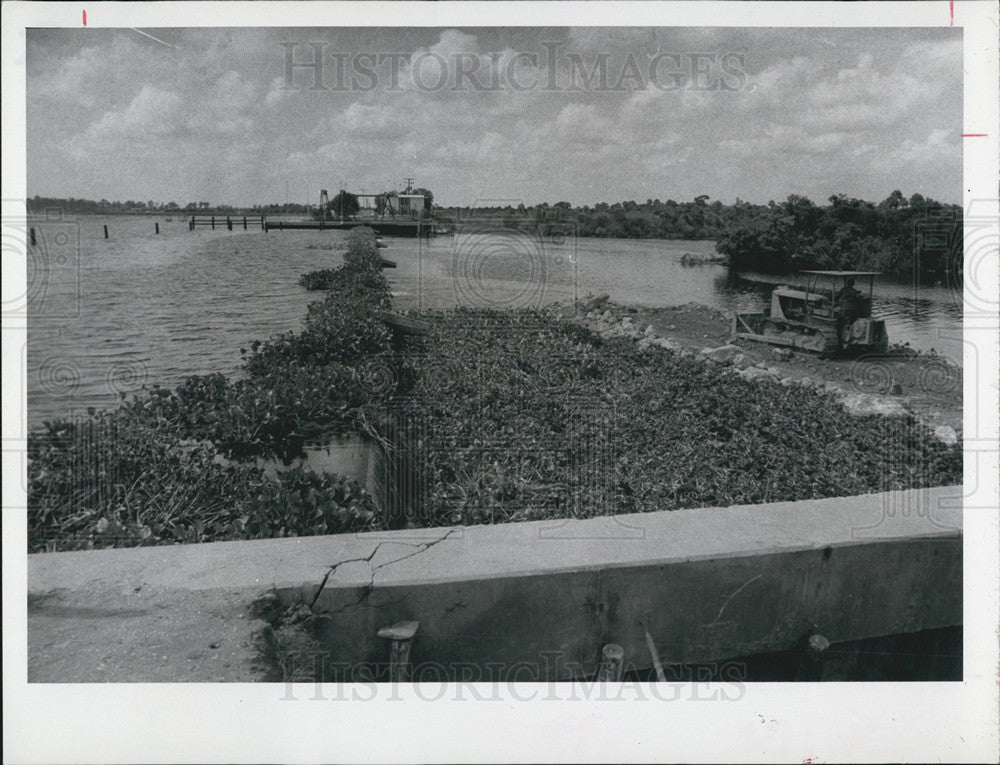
[303,486,961,679]
[27,486,961,682]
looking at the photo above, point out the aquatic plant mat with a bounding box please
[387,309,959,527]
[28,229,961,551]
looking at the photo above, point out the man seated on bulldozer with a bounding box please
[834,277,864,348]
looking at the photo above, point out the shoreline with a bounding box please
[555,297,962,439]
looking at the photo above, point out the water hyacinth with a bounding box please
[390,308,961,526]
[28,228,391,552]
[27,225,961,551]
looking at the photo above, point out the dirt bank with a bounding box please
[557,298,962,441]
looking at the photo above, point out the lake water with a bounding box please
[24,215,964,428]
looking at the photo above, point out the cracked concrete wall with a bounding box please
[28,486,962,682]
[302,536,960,680]
[285,487,962,680]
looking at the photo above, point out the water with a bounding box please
[24,216,963,428]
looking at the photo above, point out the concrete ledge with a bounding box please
[28,486,962,681]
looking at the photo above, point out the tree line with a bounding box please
[29,191,962,280]
[437,191,962,280]
[715,192,961,281]
[27,196,311,215]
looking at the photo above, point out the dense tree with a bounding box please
[329,191,360,219]
[716,191,961,281]
[434,190,960,280]
[412,188,434,210]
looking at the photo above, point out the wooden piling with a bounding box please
[640,617,667,683]
[103,225,108,239]
[597,643,625,681]
[211,216,215,229]
[227,216,233,231]
[242,216,247,230]
[30,228,36,246]
[155,222,160,234]
[377,620,419,683]
[795,633,830,681]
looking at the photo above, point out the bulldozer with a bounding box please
[732,270,888,355]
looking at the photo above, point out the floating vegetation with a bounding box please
[28,226,961,552]
[679,251,728,266]
[304,242,343,251]
[389,309,961,527]
[28,228,391,552]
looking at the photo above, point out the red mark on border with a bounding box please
[949,0,953,26]
[82,9,86,26]
[962,134,988,137]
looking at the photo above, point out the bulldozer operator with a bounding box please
[834,277,864,348]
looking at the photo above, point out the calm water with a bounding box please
[25,216,964,428]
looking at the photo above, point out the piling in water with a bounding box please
[103,225,108,239]
[795,633,830,681]
[598,643,625,681]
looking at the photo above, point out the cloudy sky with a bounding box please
[26,26,962,208]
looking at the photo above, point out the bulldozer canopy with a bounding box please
[800,270,881,277]
[774,287,828,302]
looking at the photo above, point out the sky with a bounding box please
[26,26,963,208]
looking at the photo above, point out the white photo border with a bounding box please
[3,2,998,763]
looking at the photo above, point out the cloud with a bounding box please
[83,85,183,140]
[429,29,481,58]
[27,27,963,207]
[552,102,612,144]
